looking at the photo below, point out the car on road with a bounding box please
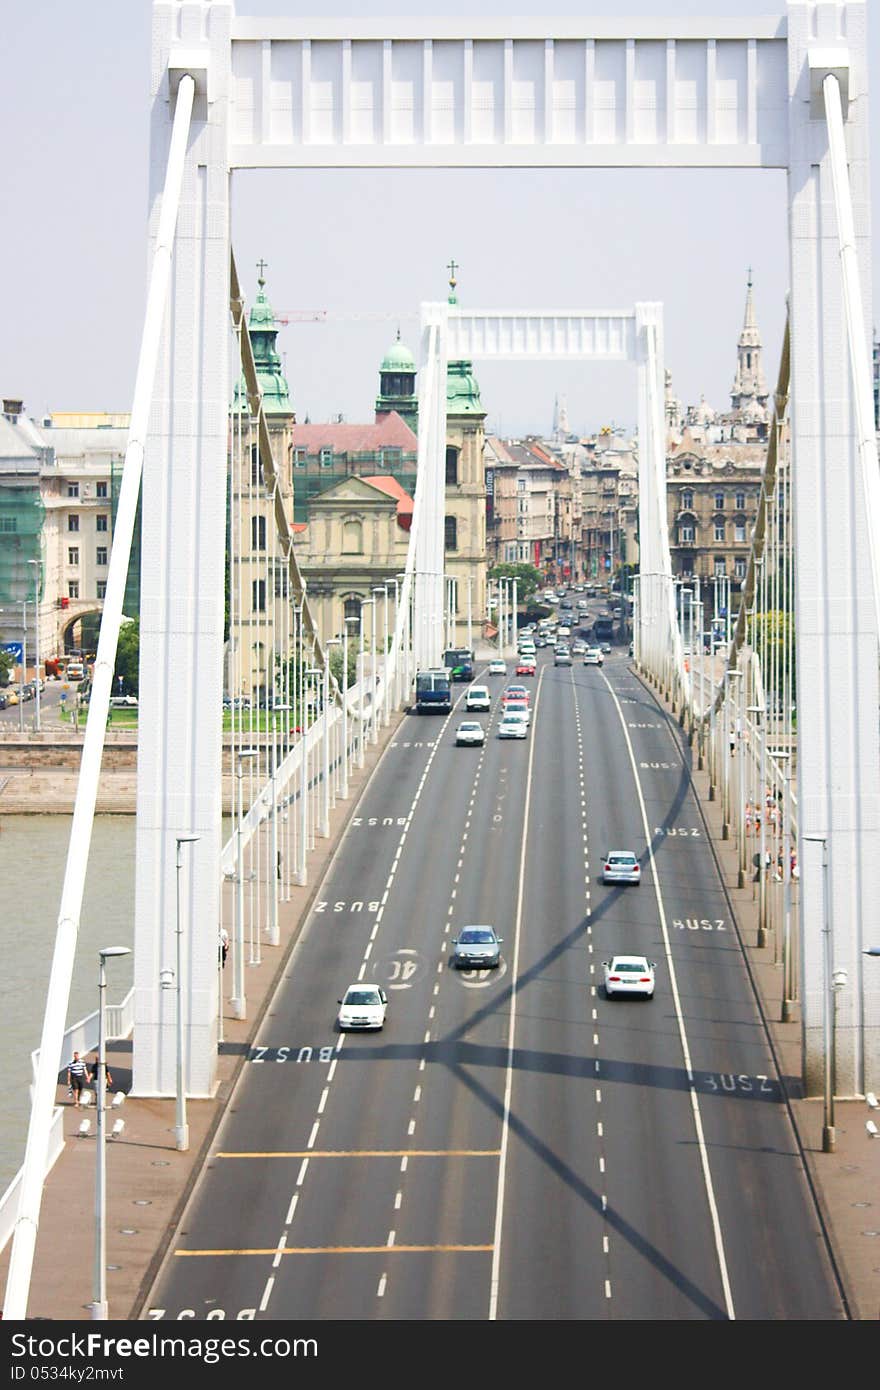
[583,647,604,666]
[554,647,572,666]
[602,955,656,1000]
[110,694,139,708]
[502,700,531,726]
[465,684,491,712]
[601,643,612,655]
[601,850,641,884]
[571,640,587,655]
[337,984,388,1030]
[516,658,536,677]
[498,712,528,739]
[0,693,7,710]
[502,685,530,705]
[4,689,19,706]
[455,720,486,747]
[451,925,503,969]
[487,660,506,676]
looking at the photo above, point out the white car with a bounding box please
[488,660,506,676]
[498,712,528,739]
[601,850,641,884]
[602,955,656,1000]
[554,648,572,666]
[455,720,486,746]
[337,984,388,1030]
[465,685,491,712]
[571,640,587,655]
[556,627,571,641]
[584,647,604,666]
[502,702,531,727]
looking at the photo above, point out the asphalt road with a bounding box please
[144,647,844,1321]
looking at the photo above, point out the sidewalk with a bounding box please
[0,710,405,1321]
[2,675,879,1320]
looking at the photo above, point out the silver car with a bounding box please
[455,720,486,747]
[451,925,503,969]
[601,850,641,884]
[498,712,528,739]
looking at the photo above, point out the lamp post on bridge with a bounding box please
[231,749,257,1018]
[27,559,41,734]
[269,704,290,947]
[360,598,375,747]
[91,945,130,1321]
[803,833,846,1153]
[769,749,794,1021]
[342,616,359,794]
[324,639,342,820]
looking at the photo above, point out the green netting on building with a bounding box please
[293,468,418,524]
[0,485,44,603]
[110,457,141,617]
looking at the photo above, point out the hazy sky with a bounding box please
[3,0,879,437]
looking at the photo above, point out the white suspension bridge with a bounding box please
[4,0,879,1320]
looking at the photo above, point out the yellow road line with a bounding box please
[215,1148,501,1158]
[175,1244,493,1257]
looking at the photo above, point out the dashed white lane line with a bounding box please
[400,1156,408,1173]
[605,1280,612,1300]
[413,1086,422,1103]
[394,1191,403,1210]
[317,1088,329,1115]
[296,1159,309,1186]
[285,1194,298,1225]
[603,1235,609,1254]
[307,1122,320,1149]
[327,1060,337,1083]
[387,1230,396,1247]
[596,1089,602,1103]
[407,1119,416,1136]
[363,942,373,961]
[377,1273,387,1297]
[272,1235,287,1269]
[419,1057,426,1072]
[260,1277,274,1312]
[428,1006,435,1019]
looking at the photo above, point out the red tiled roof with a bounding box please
[293,411,417,454]
[363,474,413,530]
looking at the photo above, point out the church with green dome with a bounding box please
[375,331,418,434]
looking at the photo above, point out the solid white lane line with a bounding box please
[489,664,545,1322]
[601,670,737,1321]
[260,1277,274,1311]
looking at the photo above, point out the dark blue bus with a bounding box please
[415,669,453,713]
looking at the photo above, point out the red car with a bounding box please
[502,685,531,706]
[516,659,536,677]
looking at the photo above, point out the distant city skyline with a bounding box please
[2,0,878,438]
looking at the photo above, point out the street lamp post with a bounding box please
[383,583,394,727]
[27,559,40,734]
[769,750,794,1019]
[748,703,767,939]
[304,667,322,855]
[232,750,257,1018]
[92,945,130,1320]
[372,587,385,735]
[343,616,359,795]
[803,833,842,1152]
[360,598,375,748]
[19,600,26,735]
[269,704,290,947]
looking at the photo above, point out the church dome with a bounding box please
[381,333,416,374]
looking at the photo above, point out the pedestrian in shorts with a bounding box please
[67,1052,91,1108]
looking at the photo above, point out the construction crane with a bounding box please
[274,310,327,325]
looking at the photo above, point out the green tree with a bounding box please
[114,618,140,695]
[488,562,542,605]
[0,649,12,687]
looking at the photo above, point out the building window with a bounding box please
[517,477,526,492]
[342,519,363,555]
[97,581,107,599]
[0,516,15,533]
[681,489,694,510]
[293,448,307,467]
[445,447,459,487]
[344,596,362,633]
[67,482,79,498]
[714,558,726,578]
[319,448,333,468]
[381,448,402,467]
[68,514,79,533]
[274,564,288,598]
[252,579,266,613]
[734,521,746,543]
[96,514,108,532]
[68,581,80,599]
[444,515,457,551]
[250,444,261,487]
[714,521,725,542]
[714,492,724,510]
[96,481,108,499]
[96,547,108,567]
[735,491,745,510]
[251,515,267,550]
[734,557,747,580]
[679,524,695,544]
[68,547,79,566]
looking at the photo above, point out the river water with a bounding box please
[0,817,136,1195]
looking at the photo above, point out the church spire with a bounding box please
[730,268,768,418]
